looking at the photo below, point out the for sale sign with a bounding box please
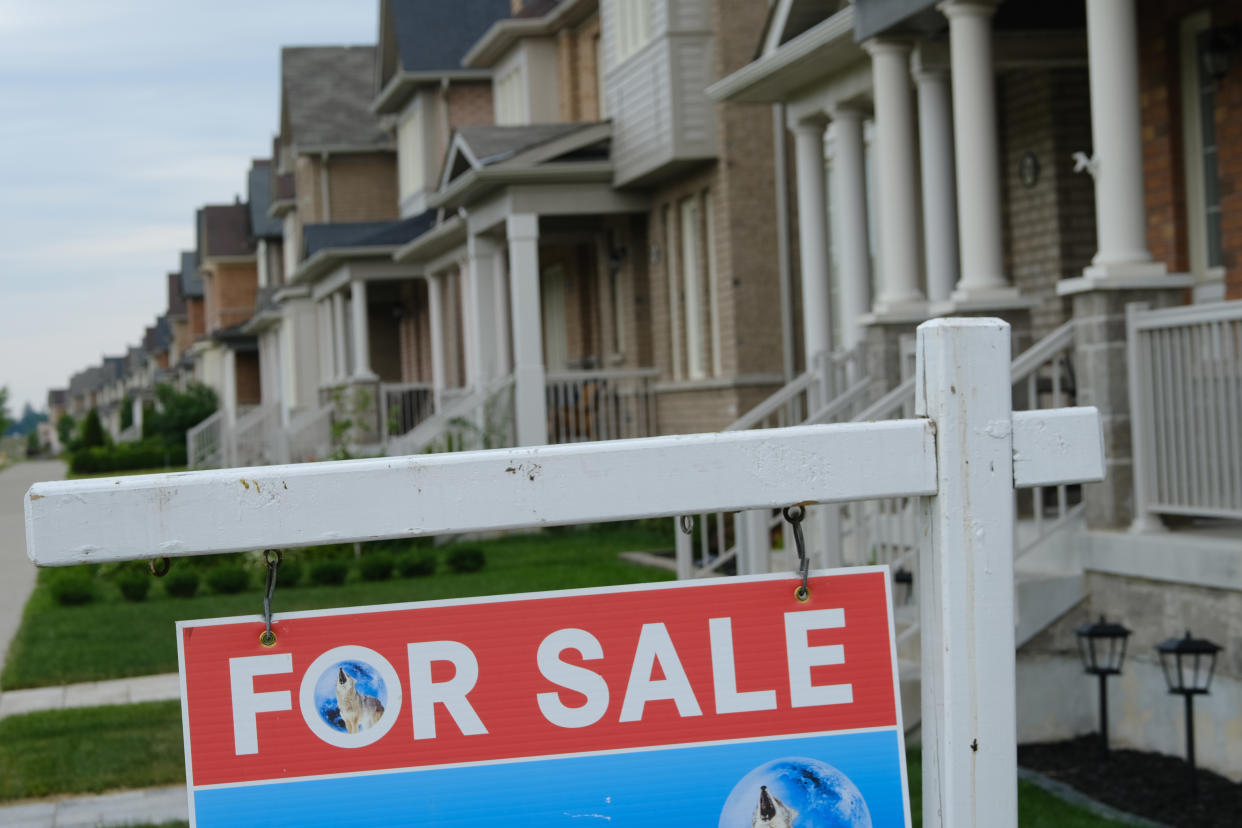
[177,568,912,826]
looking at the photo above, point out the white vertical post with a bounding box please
[914,61,960,304]
[792,117,834,361]
[864,38,926,314]
[465,233,501,386]
[221,347,238,467]
[1084,0,1157,271]
[427,275,446,412]
[507,213,547,446]
[830,106,872,348]
[939,1,1008,298]
[916,317,1018,828]
[349,279,375,379]
[1125,302,1163,532]
[316,299,332,389]
[331,291,347,382]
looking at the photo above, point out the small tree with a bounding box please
[120,395,133,430]
[25,430,40,457]
[78,408,109,449]
[144,383,217,447]
[0,386,10,436]
[57,413,75,445]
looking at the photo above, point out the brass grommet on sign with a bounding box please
[259,629,277,647]
[794,584,810,603]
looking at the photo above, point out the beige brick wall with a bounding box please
[444,81,496,171]
[557,14,602,122]
[187,299,206,340]
[294,155,325,225]
[327,153,399,222]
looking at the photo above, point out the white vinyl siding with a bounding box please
[397,106,425,199]
[495,66,524,125]
[1180,11,1225,297]
[613,0,650,65]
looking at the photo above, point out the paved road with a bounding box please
[0,460,65,669]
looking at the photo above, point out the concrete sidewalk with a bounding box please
[0,673,180,719]
[0,460,64,669]
[0,786,187,828]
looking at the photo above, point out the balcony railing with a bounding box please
[544,368,660,444]
[1129,300,1242,524]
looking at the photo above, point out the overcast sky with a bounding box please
[0,1,377,413]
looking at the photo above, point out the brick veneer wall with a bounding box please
[444,82,496,170]
[1137,0,1242,296]
[187,298,206,340]
[204,261,258,332]
[557,13,602,122]
[327,153,399,222]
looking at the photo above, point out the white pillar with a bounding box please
[464,233,502,386]
[914,61,960,304]
[1082,0,1162,277]
[863,39,926,316]
[349,279,375,379]
[507,213,547,447]
[792,118,834,362]
[426,275,446,411]
[829,107,872,348]
[939,1,1012,302]
[331,291,347,382]
[316,299,332,389]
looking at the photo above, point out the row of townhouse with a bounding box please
[49,0,1242,778]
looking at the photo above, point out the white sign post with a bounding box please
[24,318,1105,828]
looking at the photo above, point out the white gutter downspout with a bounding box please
[772,103,794,382]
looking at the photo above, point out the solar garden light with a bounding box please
[892,566,913,605]
[1155,631,1223,797]
[1075,616,1131,755]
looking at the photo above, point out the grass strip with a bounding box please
[0,701,184,801]
[3,524,673,689]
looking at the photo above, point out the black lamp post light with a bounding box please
[1074,616,1131,755]
[1156,631,1223,797]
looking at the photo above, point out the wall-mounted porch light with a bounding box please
[1202,24,1240,83]
[1075,615,1131,755]
[1155,630,1222,796]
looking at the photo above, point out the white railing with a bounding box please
[233,404,285,467]
[387,376,516,456]
[286,405,334,463]
[726,348,865,431]
[186,410,224,470]
[1129,300,1242,524]
[545,368,660,443]
[381,382,436,443]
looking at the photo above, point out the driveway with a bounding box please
[0,460,65,669]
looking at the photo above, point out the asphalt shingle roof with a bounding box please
[457,123,593,166]
[387,0,511,73]
[167,271,186,317]
[247,161,283,239]
[302,212,437,259]
[180,250,203,299]
[282,46,389,151]
[200,204,254,259]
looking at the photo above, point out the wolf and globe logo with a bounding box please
[719,757,873,828]
[298,645,402,748]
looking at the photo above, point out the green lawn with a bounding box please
[2,523,674,689]
[0,701,184,801]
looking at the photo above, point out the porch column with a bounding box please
[426,275,446,410]
[914,58,960,304]
[863,39,926,316]
[349,279,375,379]
[1081,0,1162,278]
[829,106,872,348]
[507,213,547,447]
[331,291,347,382]
[792,117,833,361]
[464,232,502,386]
[316,299,332,388]
[939,1,1014,302]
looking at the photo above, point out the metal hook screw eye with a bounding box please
[148,557,170,577]
[264,549,283,569]
[795,585,810,602]
[782,505,805,523]
[679,515,694,535]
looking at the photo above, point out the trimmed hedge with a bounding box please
[48,569,95,606]
[163,569,200,599]
[396,549,436,578]
[359,552,394,582]
[446,546,486,574]
[206,566,249,594]
[115,569,151,602]
[309,560,349,586]
[69,439,187,475]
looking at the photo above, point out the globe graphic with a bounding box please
[312,660,388,733]
[719,757,872,827]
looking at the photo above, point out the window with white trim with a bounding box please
[673,192,720,381]
[613,0,649,65]
[1180,11,1224,291]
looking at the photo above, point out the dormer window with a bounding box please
[613,0,650,65]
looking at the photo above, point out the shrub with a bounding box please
[396,549,436,578]
[309,559,349,586]
[115,568,151,602]
[206,566,249,594]
[69,439,186,475]
[446,546,486,574]
[359,551,394,582]
[274,557,302,588]
[164,569,200,598]
[48,568,95,606]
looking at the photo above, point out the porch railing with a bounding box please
[1129,300,1242,524]
[544,368,660,443]
[233,404,285,467]
[387,376,516,456]
[187,410,224,470]
[380,382,436,443]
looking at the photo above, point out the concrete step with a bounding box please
[897,659,921,735]
[1014,569,1085,647]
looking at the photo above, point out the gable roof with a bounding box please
[281,46,391,153]
[167,271,187,318]
[302,213,437,260]
[247,160,283,239]
[199,204,255,259]
[455,123,593,167]
[180,250,203,298]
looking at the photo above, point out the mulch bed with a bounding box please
[1019,735,1242,827]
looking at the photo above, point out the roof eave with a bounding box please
[289,246,402,285]
[462,0,599,68]
[393,215,466,264]
[371,69,494,115]
[707,7,858,104]
[432,162,615,211]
